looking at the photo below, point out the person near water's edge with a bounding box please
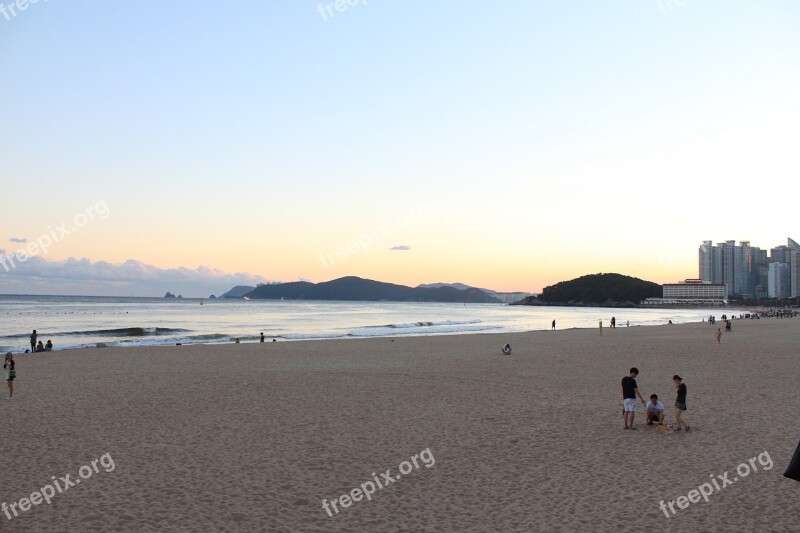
[4,352,15,400]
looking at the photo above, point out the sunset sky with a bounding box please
[1,1,799,296]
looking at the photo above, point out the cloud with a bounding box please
[9,237,27,243]
[389,245,411,251]
[0,254,269,297]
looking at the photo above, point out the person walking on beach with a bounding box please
[673,375,690,432]
[622,367,646,430]
[551,319,556,330]
[30,330,37,353]
[611,317,616,329]
[4,352,15,400]
[715,328,722,343]
[260,332,265,343]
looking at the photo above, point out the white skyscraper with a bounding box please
[768,263,790,299]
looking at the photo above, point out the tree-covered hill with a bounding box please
[516,273,661,306]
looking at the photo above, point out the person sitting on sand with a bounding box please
[502,344,511,355]
[622,367,646,430]
[645,394,665,425]
[45,340,53,352]
[36,341,45,352]
[235,338,240,344]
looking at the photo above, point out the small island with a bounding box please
[512,273,661,307]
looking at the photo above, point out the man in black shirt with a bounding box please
[622,367,646,430]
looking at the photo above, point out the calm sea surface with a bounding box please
[0,295,736,352]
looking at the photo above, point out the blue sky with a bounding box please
[1,1,798,295]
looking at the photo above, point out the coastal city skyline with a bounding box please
[2,2,799,296]
[699,238,800,299]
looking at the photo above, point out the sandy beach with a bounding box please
[1,318,799,532]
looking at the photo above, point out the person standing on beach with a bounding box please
[673,375,690,432]
[30,330,37,353]
[4,352,15,400]
[611,317,616,329]
[551,319,556,330]
[260,332,265,343]
[715,328,722,343]
[622,367,646,430]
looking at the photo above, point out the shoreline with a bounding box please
[3,313,766,353]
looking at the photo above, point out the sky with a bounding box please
[1,0,799,296]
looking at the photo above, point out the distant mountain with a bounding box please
[417,282,497,294]
[245,276,500,303]
[220,285,256,299]
[514,273,661,306]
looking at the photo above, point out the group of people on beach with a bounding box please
[622,367,689,432]
[28,330,54,353]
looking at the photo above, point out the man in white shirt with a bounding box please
[646,394,665,425]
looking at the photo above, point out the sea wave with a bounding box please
[282,332,350,340]
[63,327,190,337]
[367,319,483,329]
[349,324,500,337]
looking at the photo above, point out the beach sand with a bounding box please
[1,318,799,532]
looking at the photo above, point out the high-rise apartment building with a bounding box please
[768,263,790,298]
[699,238,797,298]
[771,246,791,264]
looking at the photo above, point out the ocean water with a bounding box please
[0,295,735,352]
